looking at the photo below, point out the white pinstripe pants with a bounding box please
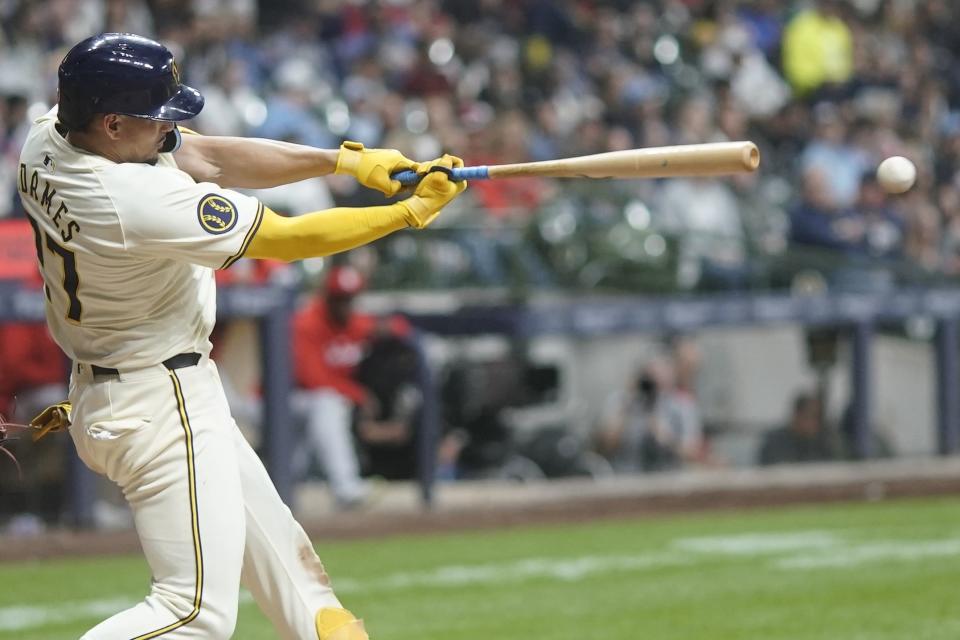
[69,357,342,639]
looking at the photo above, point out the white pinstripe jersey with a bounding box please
[17,108,264,369]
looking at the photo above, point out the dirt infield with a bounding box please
[2,458,959,562]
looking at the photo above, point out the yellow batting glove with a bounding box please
[29,401,72,441]
[334,140,418,197]
[398,154,467,229]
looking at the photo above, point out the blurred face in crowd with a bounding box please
[938,184,960,221]
[497,110,532,160]
[672,339,702,391]
[816,0,843,18]
[908,202,940,247]
[815,115,846,145]
[677,96,713,141]
[791,395,822,437]
[4,95,27,127]
[326,294,355,327]
[636,357,674,408]
[858,178,887,210]
[718,104,748,140]
[802,167,840,211]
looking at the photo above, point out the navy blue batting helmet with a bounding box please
[57,33,204,131]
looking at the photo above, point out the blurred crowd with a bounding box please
[2,0,960,290]
[0,0,955,527]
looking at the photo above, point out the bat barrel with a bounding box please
[742,143,761,170]
[488,141,760,179]
[659,141,760,175]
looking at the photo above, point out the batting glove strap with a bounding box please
[335,141,416,197]
[334,141,365,177]
[397,197,436,229]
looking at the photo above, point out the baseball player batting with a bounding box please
[17,33,465,640]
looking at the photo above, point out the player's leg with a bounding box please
[70,364,246,639]
[301,389,368,506]
[230,424,367,639]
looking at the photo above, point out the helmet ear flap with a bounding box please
[56,88,91,131]
[160,125,181,153]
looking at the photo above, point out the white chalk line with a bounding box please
[672,529,960,570]
[0,597,131,633]
[3,530,960,632]
[0,552,688,632]
[774,538,960,569]
[672,530,842,555]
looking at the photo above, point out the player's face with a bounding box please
[115,116,176,164]
[327,295,355,327]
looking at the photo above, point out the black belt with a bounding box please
[91,352,201,377]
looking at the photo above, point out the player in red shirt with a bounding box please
[0,320,69,524]
[0,325,63,416]
[292,265,409,507]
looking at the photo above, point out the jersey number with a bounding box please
[26,216,82,323]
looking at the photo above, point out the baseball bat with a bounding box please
[392,141,760,185]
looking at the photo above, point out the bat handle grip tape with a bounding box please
[392,166,489,185]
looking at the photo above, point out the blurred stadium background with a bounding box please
[3,0,960,637]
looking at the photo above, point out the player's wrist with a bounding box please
[334,141,364,177]
[397,197,437,229]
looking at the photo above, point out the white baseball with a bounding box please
[876,156,916,194]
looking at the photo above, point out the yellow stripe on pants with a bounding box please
[131,370,204,639]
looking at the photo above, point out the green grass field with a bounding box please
[2,496,959,639]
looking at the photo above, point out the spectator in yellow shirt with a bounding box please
[781,0,853,96]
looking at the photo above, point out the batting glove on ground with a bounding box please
[335,141,418,197]
[398,154,468,229]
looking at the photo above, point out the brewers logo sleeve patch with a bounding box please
[197,194,238,235]
[101,163,263,270]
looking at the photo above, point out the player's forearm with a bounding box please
[246,205,410,262]
[246,157,463,262]
[179,135,339,188]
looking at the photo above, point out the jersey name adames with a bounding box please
[17,108,264,369]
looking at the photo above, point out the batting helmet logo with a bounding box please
[197,194,238,235]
